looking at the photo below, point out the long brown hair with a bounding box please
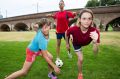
[76,9,94,27]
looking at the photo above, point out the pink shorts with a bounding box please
[26,48,42,62]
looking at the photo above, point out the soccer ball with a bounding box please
[55,59,63,67]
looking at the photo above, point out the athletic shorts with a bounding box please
[73,45,82,52]
[26,48,42,62]
[56,33,65,39]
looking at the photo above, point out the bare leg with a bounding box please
[56,39,61,59]
[5,61,33,79]
[46,51,59,79]
[41,50,60,74]
[47,51,54,73]
[76,51,83,74]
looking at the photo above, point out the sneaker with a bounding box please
[78,73,83,79]
[67,51,72,58]
[48,72,58,79]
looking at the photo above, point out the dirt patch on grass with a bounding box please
[0,30,56,41]
[0,31,120,47]
[100,32,120,47]
[0,32,35,41]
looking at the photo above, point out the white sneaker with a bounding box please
[67,51,72,58]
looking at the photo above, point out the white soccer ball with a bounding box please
[55,59,63,67]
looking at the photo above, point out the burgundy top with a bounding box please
[66,26,100,46]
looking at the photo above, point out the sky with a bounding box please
[0,0,88,18]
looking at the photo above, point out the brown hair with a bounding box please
[59,0,64,4]
[60,0,64,2]
[36,18,51,29]
[76,9,94,26]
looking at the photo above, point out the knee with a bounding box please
[78,58,83,64]
[21,69,28,76]
[49,54,53,60]
[57,43,60,47]
[57,41,61,47]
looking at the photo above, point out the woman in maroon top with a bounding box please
[65,9,100,79]
[47,0,76,61]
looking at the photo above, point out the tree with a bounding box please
[85,0,120,7]
[86,0,99,7]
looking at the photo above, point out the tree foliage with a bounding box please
[85,0,120,7]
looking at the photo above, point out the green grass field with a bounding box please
[0,31,120,79]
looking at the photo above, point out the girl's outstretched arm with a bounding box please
[93,42,99,55]
[65,31,70,51]
[46,14,54,18]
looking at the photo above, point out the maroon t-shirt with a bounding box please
[67,26,100,46]
[53,11,75,33]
